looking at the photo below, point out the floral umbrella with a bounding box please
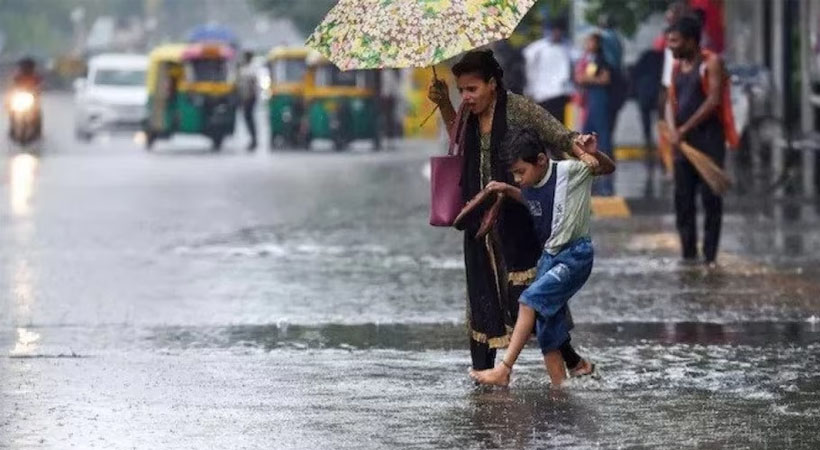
[306,0,537,70]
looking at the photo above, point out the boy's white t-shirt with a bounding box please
[522,159,594,255]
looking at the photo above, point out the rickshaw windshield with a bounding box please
[272,59,307,84]
[316,65,357,87]
[186,58,233,82]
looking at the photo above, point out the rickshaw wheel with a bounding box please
[269,133,282,151]
[301,133,312,151]
[211,135,224,152]
[145,133,156,151]
[333,138,349,152]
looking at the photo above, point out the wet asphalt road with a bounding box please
[1,93,819,449]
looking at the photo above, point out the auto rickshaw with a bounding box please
[144,43,237,151]
[267,47,309,150]
[303,52,380,151]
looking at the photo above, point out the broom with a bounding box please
[659,123,732,196]
[656,122,674,174]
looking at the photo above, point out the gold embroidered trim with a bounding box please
[470,325,514,349]
[508,268,537,286]
[484,235,504,302]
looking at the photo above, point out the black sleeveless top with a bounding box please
[674,62,725,161]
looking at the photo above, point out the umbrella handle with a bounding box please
[432,65,438,81]
[419,104,440,128]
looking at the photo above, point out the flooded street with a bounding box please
[1,93,819,448]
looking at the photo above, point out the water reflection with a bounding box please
[146,321,820,351]
[7,153,40,355]
[10,327,40,357]
[12,259,34,323]
[9,153,39,217]
[435,387,598,449]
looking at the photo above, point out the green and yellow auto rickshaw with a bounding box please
[304,52,380,151]
[144,43,237,151]
[267,47,309,149]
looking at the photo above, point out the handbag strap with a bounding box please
[447,103,469,157]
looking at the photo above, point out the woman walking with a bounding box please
[576,32,615,196]
[428,50,596,376]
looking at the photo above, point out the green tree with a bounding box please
[583,0,673,37]
[509,0,570,47]
[250,0,336,36]
[0,0,145,55]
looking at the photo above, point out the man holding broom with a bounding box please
[665,15,734,267]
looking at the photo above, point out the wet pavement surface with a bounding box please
[1,93,819,449]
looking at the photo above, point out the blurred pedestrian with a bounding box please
[427,49,594,375]
[597,14,623,72]
[380,69,402,150]
[492,40,526,95]
[576,33,614,196]
[665,16,727,265]
[597,14,627,137]
[522,17,573,125]
[238,50,258,151]
[630,49,664,170]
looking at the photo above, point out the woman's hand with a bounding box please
[485,181,513,195]
[575,133,598,154]
[573,134,600,169]
[428,79,451,107]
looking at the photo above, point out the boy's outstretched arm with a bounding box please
[575,134,616,176]
[589,151,616,176]
[485,181,524,204]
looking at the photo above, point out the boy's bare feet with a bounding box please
[568,358,596,377]
[469,365,511,386]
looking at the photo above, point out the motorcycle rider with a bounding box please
[12,57,43,92]
[7,57,43,140]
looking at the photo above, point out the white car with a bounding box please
[74,53,148,140]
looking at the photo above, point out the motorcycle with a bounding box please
[7,88,42,146]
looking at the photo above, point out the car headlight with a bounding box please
[10,91,35,113]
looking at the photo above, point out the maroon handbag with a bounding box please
[429,104,468,227]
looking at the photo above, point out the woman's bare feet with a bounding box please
[469,365,511,386]
[568,358,595,377]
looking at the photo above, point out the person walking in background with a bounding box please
[492,40,526,95]
[597,14,623,75]
[380,69,402,150]
[665,16,728,266]
[597,14,626,138]
[522,17,573,125]
[238,50,259,151]
[576,33,614,196]
[630,48,665,178]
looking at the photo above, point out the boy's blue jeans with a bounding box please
[519,238,594,353]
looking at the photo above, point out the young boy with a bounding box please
[470,129,615,386]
